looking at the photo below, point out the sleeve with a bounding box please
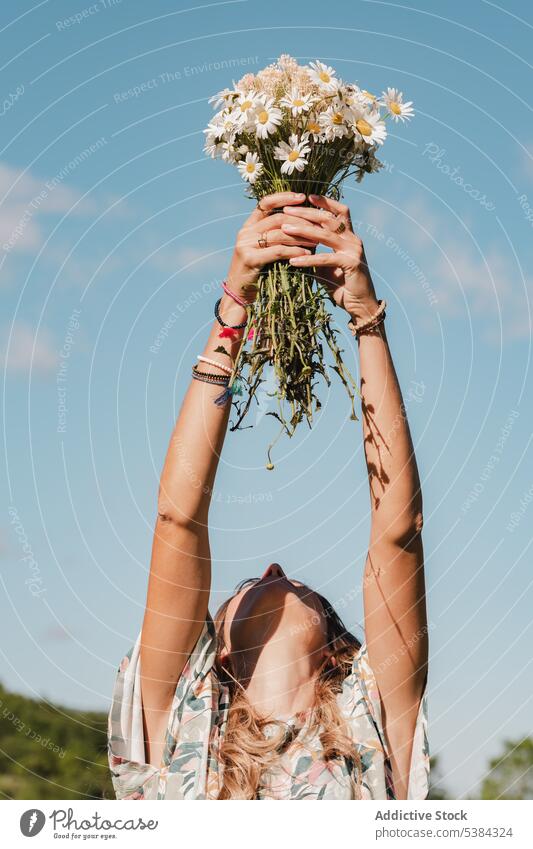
[341,640,430,801]
[107,616,217,800]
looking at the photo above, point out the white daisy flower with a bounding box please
[308,60,339,92]
[274,132,311,175]
[352,108,387,146]
[235,91,261,128]
[237,152,263,183]
[280,89,315,116]
[204,139,224,159]
[319,103,352,140]
[209,87,237,109]
[342,83,361,100]
[254,97,283,138]
[360,89,378,104]
[345,87,376,111]
[381,88,414,122]
[305,116,324,142]
[220,141,240,162]
[219,104,256,135]
[203,120,227,157]
[204,118,224,139]
[336,83,355,100]
[208,110,239,140]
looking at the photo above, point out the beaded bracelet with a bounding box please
[191,364,230,386]
[197,354,232,375]
[351,311,386,338]
[214,297,248,329]
[347,299,387,338]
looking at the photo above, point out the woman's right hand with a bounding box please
[225,191,317,301]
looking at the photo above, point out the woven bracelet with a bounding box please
[192,364,230,386]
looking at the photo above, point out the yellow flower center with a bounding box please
[240,100,252,111]
[293,98,305,107]
[258,110,269,124]
[332,112,344,125]
[246,163,255,173]
[390,101,401,115]
[319,71,331,83]
[356,118,372,136]
[288,150,300,162]
[308,121,320,133]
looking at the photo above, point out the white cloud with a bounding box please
[0,161,96,255]
[1,322,57,374]
[361,196,531,340]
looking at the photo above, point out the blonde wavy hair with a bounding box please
[213,578,363,800]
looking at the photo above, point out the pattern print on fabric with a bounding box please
[108,615,429,800]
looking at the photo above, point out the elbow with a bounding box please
[377,510,424,550]
[156,498,206,532]
[396,511,424,549]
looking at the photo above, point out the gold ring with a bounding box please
[335,219,346,234]
[257,200,266,213]
[258,233,268,248]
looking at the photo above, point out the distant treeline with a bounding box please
[0,682,113,799]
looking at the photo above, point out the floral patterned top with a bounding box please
[108,615,429,800]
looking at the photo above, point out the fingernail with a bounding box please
[292,192,305,197]
[283,224,297,232]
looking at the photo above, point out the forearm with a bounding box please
[356,318,422,543]
[157,292,248,526]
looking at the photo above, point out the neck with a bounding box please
[233,640,321,720]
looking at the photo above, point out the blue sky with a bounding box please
[1,0,532,799]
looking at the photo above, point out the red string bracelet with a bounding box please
[222,280,254,308]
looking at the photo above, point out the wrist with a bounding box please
[226,264,258,305]
[347,294,381,322]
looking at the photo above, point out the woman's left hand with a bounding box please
[281,194,380,321]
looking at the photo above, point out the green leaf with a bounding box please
[213,346,233,359]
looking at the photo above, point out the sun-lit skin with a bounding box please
[219,563,331,720]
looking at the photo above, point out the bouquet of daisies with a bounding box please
[204,55,414,467]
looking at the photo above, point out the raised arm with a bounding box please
[356,286,428,801]
[140,192,311,767]
[283,195,428,799]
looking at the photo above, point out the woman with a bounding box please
[107,191,429,800]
